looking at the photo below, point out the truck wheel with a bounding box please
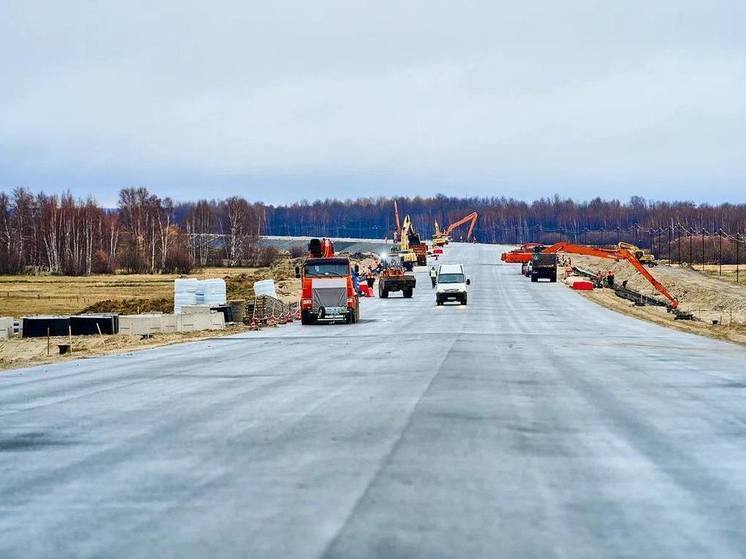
[346,310,355,324]
[550,274,557,283]
[436,296,443,306]
[531,275,538,283]
[381,287,389,298]
[301,310,315,325]
[461,295,467,305]
[403,288,413,298]
[354,306,360,323]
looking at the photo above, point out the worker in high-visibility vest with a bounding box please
[430,266,438,288]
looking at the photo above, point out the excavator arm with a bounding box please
[542,242,679,309]
[393,200,401,239]
[618,249,678,308]
[444,212,479,241]
[400,215,412,250]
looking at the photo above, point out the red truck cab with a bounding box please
[296,239,360,325]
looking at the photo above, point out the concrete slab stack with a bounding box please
[119,315,167,336]
[0,317,13,339]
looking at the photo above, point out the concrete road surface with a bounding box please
[2,243,746,558]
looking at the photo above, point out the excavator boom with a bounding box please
[393,200,401,236]
[444,212,479,241]
[542,242,679,308]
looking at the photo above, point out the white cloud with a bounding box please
[1,0,745,202]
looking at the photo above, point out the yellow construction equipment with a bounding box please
[617,242,656,266]
[396,215,425,268]
[432,220,448,246]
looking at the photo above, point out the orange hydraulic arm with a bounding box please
[543,242,679,309]
[444,212,478,241]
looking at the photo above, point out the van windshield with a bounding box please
[304,263,349,277]
[438,273,465,284]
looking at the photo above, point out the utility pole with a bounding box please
[668,223,672,264]
[702,228,706,271]
[689,228,693,268]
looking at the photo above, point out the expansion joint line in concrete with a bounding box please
[318,335,460,559]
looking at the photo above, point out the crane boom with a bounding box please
[444,212,478,241]
[393,200,401,237]
[543,241,679,309]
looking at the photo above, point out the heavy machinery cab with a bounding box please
[296,240,360,325]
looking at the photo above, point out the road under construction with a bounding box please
[3,243,746,558]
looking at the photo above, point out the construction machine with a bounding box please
[432,220,448,247]
[295,238,360,324]
[501,243,546,263]
[389,200,427,266]
[392,199,402,242]
[617,242,656,266]
[542,241,678,309]
[378,256,417,298]
[391,212,427,268]
[443,212,478,242]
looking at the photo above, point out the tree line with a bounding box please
[0,187,269,275]
[265,194,746,244]
[1,188,745,275]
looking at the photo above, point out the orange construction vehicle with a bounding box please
[501,243,545,263]
[295,238,360,324]
[377,256,417,298]
[443,212,478,242]
[541,241,679,309]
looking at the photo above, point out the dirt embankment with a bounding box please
[564,255,746,345]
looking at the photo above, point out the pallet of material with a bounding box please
[253,295,285,322]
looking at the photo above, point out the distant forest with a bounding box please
[1,187,745,275]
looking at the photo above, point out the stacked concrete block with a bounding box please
[119,308,225,336]
[119,314,165,336]
[176,306,208,332]
[0,317,13,339]
[160,314,178,333]
[209,312,226,330]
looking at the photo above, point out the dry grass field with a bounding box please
[0,263,301,318]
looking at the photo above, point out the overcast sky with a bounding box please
[1,1,744,205]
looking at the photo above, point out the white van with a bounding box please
[435,264,470,305]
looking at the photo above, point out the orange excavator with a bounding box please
[444,212,478,242]
[501,243,545,263]
[542,241,679,309]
